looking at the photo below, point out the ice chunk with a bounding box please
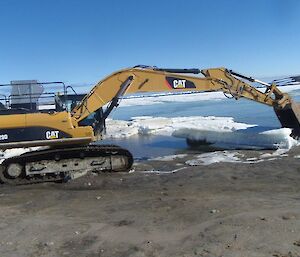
[105,116,252,138]
[0,147,42,164]
[150,154,188,161]
[185,151,242,166]
[174,127,298,150]
[105,116,298,150]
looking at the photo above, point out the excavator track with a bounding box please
[0,145,133,185]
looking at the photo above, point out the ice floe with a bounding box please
[174,127,298,150]
[105,116,298,150]
[105,116,252,138]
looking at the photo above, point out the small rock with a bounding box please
[116,219,134,226]
[75,231,80,235]
[210,209,220,214]
[87,182,91,186]
[96,196,101,200]
[45,242,54,246]
[282,214,295,220]
[293,240,300,247]
[273,251,294,257]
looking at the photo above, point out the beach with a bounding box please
[0,146,299,257]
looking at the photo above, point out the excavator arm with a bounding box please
[72,66,300,138]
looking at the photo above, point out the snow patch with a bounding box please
[259,148,290,158]
[142,167,187,174]
[150,154,188,161]
[0,147,44,164]
[184,150,285,166]
[185,151,242,166]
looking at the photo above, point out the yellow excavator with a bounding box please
[0,65,299,184]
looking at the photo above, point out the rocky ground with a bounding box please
[0,147,300,257]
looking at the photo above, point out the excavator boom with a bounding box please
[72,66,300,138]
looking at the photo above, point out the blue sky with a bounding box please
[0,0,300,84]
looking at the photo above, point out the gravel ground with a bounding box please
[0,147,299,257]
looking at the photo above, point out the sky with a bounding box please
[1,0,300,85]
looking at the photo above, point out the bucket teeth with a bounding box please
[274,101,300,139]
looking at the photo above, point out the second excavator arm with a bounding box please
[71,66,300,138]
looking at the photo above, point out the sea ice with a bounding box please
[105,116,298,150]
[174,127,298,150]
[117,83,300,107]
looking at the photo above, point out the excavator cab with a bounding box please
[0,80,106,140]
[55,93,106,137]
[0,80,64,113]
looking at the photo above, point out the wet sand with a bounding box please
[0,147,299,257]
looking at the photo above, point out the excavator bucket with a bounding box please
[274,100,300,139]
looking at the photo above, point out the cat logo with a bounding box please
[173,79,186,89]
[166,77,196,89]
[46,130,59,140]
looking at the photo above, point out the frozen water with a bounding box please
[117,84,300,107]
[184,149,291,166]
[105,116,298,150]
[185,151,242,166]
[119,91,226,107]
[105,116,252,138]
[173,127,298,150]
[150,154,188,161]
